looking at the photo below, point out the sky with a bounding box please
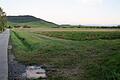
[0,0,120,25]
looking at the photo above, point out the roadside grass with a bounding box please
[11,28,120,80]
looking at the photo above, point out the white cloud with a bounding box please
[81,0,103,6]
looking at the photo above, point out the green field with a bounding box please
[8,21,58,28]
[11,28,120,80]
[7,16,59,28]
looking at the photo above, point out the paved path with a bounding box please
[0,29,10,80]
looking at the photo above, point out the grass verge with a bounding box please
[11,28,120,80]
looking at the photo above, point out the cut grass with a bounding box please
[36,31,120,41]
[11,28,120,80]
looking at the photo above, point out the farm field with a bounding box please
[11,28,120,80]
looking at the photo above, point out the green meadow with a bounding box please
[11,28,120,80]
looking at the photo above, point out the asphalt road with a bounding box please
[0,29,10,80]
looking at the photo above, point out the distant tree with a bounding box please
[14,25,21,28]
[23,25,31,28]
[118,25,120,27]
[0,7,7,31]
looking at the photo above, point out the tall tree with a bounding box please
[0,7,7,31]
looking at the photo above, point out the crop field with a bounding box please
[11,28,120,80]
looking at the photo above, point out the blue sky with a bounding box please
[0,0,120,25]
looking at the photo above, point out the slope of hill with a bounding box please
[7,15,59,28]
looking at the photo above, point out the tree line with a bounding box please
[0,7,7,31]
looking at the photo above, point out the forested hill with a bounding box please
[7,15,59,28]
[7,15,41,23]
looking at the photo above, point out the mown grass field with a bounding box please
[8,21,58,28]
[11,28,120,80]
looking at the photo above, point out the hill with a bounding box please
[7,15,59,28]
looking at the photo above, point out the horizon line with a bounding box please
[7,15,120,26]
